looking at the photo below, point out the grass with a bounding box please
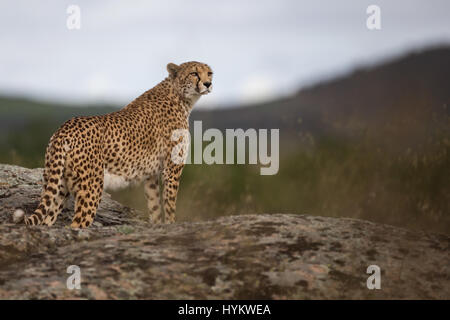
[110,134,449,234]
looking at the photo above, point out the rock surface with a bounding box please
[0,164,449,299]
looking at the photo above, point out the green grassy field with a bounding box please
[109,134,449,234]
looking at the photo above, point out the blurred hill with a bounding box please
[1,46,449,151]
[0,46,449,234]
[192,46,450,148]
[0,98,118,167]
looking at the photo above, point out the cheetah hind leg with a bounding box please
[26,175,69,226]
[70,177,103,229]
[41,178,70,226]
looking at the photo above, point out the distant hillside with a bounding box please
[0,98,119,166]
[191,46,450,149]
[1,46,449,157]
[1,46,448,144]
[0,97,118,133]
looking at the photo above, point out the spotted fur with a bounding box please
[24,61,213,228]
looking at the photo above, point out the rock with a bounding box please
[0,163,449,299]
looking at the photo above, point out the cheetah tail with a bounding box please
[23,138,69,226]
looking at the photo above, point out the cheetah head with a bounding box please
[167,61,213,102]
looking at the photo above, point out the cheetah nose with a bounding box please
[203,82,211,88]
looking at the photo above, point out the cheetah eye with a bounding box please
[190,72,199,77]
[208,72,213,77]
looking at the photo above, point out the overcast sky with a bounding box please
[0,0,449,108]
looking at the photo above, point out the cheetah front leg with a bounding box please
[162,163,184,224]
[144,175,162,224]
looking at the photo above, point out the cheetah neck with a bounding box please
[127,79,200,117]
[164,78,201,114]
[184,94,200,109]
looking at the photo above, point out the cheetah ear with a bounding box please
[167,63,180,79]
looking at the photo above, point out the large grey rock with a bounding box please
[0,164,449,299]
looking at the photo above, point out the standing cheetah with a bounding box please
[21,61,213,228]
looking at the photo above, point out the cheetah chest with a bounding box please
[103,171,129,191]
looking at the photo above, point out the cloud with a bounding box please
[240,75,276,104]
[0,0,449,107]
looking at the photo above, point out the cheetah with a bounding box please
[20,61,213,228]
